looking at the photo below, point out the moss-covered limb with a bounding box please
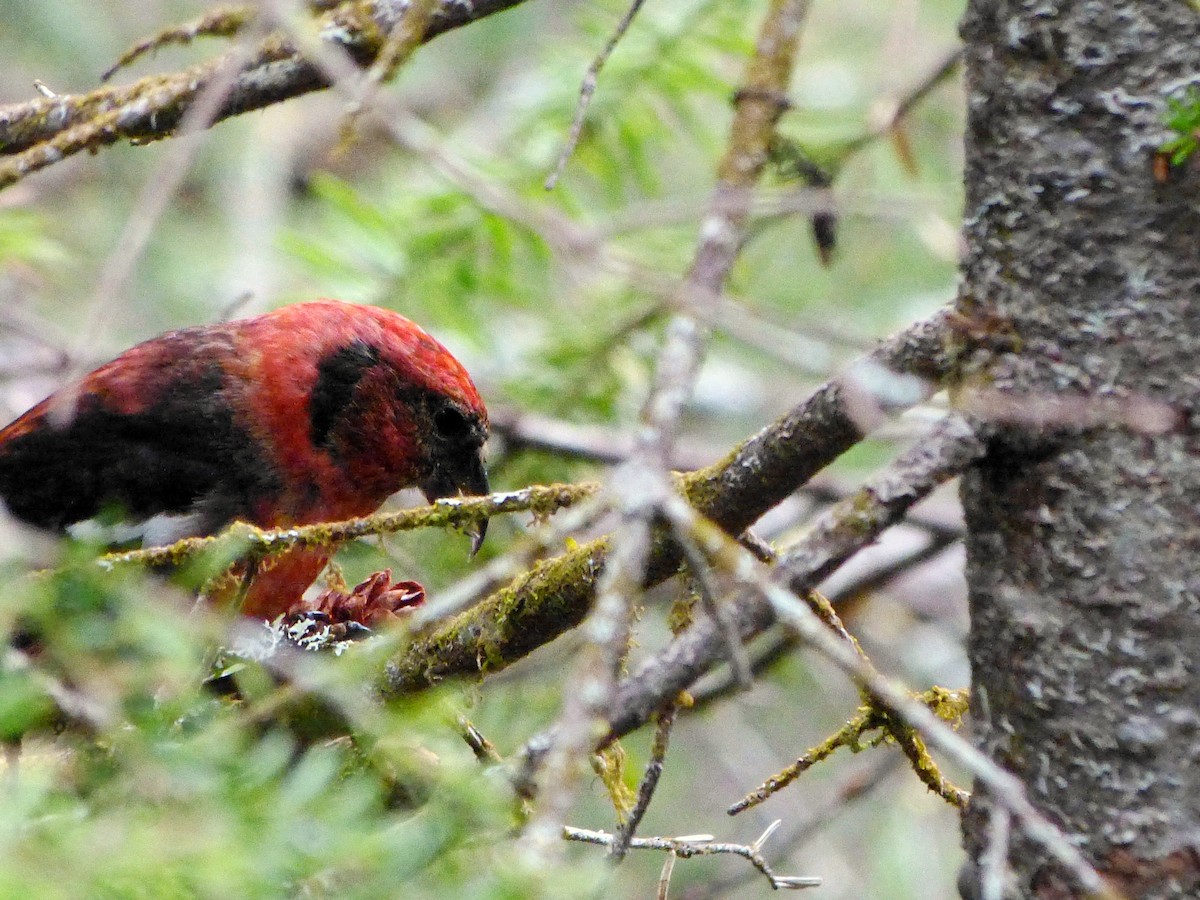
[882,688,970,809]
[728,706,886,815]
[727,686,970,816]
[87,482,593,573]
[382,311,956,694]
[0,0,528,181]
[681,306,955,537]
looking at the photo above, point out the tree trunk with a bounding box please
[957,2,1200,897]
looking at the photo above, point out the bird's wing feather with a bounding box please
[0,330,278,532]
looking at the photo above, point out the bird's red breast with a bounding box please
[0,300,490,618]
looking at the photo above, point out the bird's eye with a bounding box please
[433,405,471,440]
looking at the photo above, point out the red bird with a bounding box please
[0,301,489,618]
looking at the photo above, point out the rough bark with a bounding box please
[957,3,1200,897]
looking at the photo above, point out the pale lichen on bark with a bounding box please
[957,2,1200,896]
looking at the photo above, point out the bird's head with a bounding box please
[297,303,490,552]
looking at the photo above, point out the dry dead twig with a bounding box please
[564,822,822,891]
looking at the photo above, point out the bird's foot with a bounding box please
[285,569,425,635]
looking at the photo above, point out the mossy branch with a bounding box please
[84,482,594,573]
[727,686,970,816]
[0,0,528,190]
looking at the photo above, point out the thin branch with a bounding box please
[563,824,822,891]
[689,525,960,709]
[609,703,678,860]
[841,48,964,156]
[85,482,591,573]
[980,805,1014,900]
[545,0,650,190]
[101,4,258,81]
[886,703,971,809]
[457,714,504,765]
[673,522,752,691]
[678,756,902,900]
[727,705,885,815]
[657,851,677,900]
[491,408,719,469]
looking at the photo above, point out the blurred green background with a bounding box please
[0,0,969,897]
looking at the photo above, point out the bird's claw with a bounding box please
[468,520,487,557]
[286,569,425,631]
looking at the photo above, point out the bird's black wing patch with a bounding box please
[309,339,380,449]
[0,364,277,532]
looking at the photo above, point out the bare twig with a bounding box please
[958,386,1178,436]
[673,522,752,691]
[679,756,902,900]
[101,4,258,81]
[657,850,677,900]
[458,714,503,765]
[563,823,822,890]
[545,0,650,190]
[841,48,964,156]
[609,703,678,860]
[490,407,721,469]
[980,804,1014,900]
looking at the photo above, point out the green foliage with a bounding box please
[1161,85,1200,165]
[0,209,66,269]
[0,556,594,899]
